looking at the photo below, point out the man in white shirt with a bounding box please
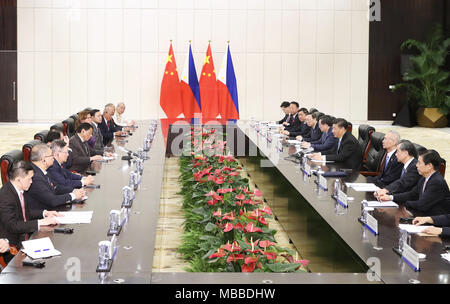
[114,102,135,128]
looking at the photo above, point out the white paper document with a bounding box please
[346,183,379,192]
[286,140,302,145]
[268,124,281,128]
[272,134,287,138]
[398,224,431,234]
[55,211,93,224]
[366,201,399,208]
[22,237,61,259]
[441,253,450,263]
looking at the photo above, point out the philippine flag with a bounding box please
[180,43,201,120]
[217,43,239,121]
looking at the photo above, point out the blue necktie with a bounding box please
[401,167,406,177]
[384,154,390,171]
[337,139,341,153]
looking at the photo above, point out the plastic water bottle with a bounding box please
[361,200,368,223]
[398,229,408,252]
[333,179,341,198]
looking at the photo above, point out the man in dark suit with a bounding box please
[90,109,106,155]
[47,140,95,191]
[277,101,291,124]
[380,150,450,216]
[0,161,60,264]
[310,118,363,170]
[282,107,310,138]
[24,144,86,211]
[413,214,450,237]
[68,123,103,173]
[375,140,420,197]
[296,112,323,142]
[47,130,73,169]
[368,131,403,188]
[98,103,126,146]
[301,115,338,152]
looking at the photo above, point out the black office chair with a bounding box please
[62,117,76,137]
[34,130,49,142]
[1,150,23,185]
[360,132,386,176]
[347,121,353,134]
[413,143,427,156]
[440,158,446,177]
[70,114,78,122]
[22,140,43,162]
[357,124,375,164]
[51,122,64,133]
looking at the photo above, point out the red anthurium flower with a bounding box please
[254,189,262,197]
[207,199,217,206]
[244,237,259,248]
[192,162,201,169]
[239,209,244,216]
[261,207,272,215]
[205,191,216,197]
[212,210,222,217]
[213,194,223,201]
[241,263,256,273]
[235,194,245,200]
[244,256,259,265]
[209,248,226,259]
[224,241,241,252]
[217,188,232,194]
[244,212,256,220]
[222,166,232,172]
[234,222,244,231]
[215,177,225,185]
[227,254,244,263]
[245,223,263,233]
[229,171,240,176]
[223,222,234,232]
[235,201,242,206]
[214,169,221,175]
[264,252,277,260]
[208,175,216,182]
[222,212,235,221]
[295,259,310,267]
[258,217,268,225]
[243,187,251,194]
[258,240,275,248]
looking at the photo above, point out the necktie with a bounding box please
[290,115,294,125]
[422,178,428,194]
[19,192,27,222]
[384,154,390,171]
[401,167,406,177]
[337,139,341,153]
[83,142,89,155]
[107,120,111,130]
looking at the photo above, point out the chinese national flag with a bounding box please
[160,42,183,118]
[199,42,219,120]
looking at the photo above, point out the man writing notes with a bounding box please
[0,161,61,264]
[374,140,420,198]
[368,131,403,188]
[379,150,450,216]
[69,123,103,174]
[309,118,363,170]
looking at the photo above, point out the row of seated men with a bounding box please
[0,103,135,268]
[277,101,450,237]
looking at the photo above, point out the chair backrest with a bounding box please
[357,124,375,164]
[51,122,64,133]
[1,150,24,185]
[22,140,43,162]
[440,158,446,177]
[347,121,353,133]
[413,143,427,156]
[70,114,78,122]
[365,132,386,172]
[34,130,49,142]
[62,117,75,137]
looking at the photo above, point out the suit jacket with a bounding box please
[25,163,72,211]
[431,214,450,237]
[385,158,420,194]
[370,152,403,188]
[91,123,104,156]
[47,159,83,191]
[63,150,73,170]
[0,181,43,246]
[278,114,290,125]
[98,117,122,146]
[288,121,311,138]
[68,134,95,173]
[310,128,338,152]
[303,123,322,142]
[393,171,450,216]
[322,131,363,170]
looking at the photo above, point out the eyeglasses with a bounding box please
[44,154,53,159]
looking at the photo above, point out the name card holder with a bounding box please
[302,163,312,177]
[336,189,348,208]
[364,213,378,235]
[401,243,420,272]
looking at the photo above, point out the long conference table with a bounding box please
[0,120,448,284]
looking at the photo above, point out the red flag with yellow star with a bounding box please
[160,42,183,118]
[199,42,219,120]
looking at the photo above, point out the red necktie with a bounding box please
[19,192,27,222]
[107,120,111,130]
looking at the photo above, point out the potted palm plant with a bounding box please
[391,24,450,128]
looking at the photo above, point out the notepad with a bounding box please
[55,211,93,224]
[398,224,431,234]
[286,140,302,145]
[366,201,399,208]
[346,183,379,192]
[22,237,61,259]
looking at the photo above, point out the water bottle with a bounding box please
[316,166,322,184]
[333,179,341,198]
[122,186,132,207]
[109,210,120,234]
[136,158,144,175]
[98,241,111,270]
[398,229,408,252]
[129,172,137,190]
[361,200,368,223]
